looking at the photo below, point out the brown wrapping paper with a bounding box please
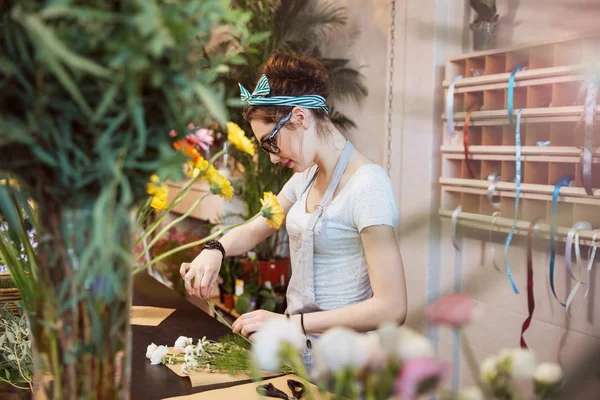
[130,306,175,326]
[162,374,332,400]
[162,346,279,388]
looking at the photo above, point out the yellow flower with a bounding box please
[207,170,233,200]
[150,190,168,211]
[204,165,218,182]
[260,192,284,229]
[227,122,255,156]
[186,155,209,178]
[0,178,19,187]
[146,175,169,211]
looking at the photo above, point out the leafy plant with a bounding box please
[470,0,499,23]
[212,0,368,261]
[0,1,253,397]
[0,305,32,391]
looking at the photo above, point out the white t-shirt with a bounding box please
[281,163,399,311]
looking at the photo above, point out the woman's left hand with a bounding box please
[232,310,283,341]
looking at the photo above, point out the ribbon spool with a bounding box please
[446,75,463,140]
[487,173,501,209]
[463,103,481,179]
[549,176,574,307]
[451,206,462,251]
[503,109,524,294]
[521,218,542,349]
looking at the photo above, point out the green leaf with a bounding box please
[195,83,228,127]
[5,331,15,343]
[20,14,111,78]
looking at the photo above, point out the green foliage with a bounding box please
[0,1,252,206]
[470,0,498,22]
[220,0,368,260]
[0,305,32,390]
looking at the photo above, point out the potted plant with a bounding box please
[470,0,499,51]
[0,305,33,398]
[219,257,240,309]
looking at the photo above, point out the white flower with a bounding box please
[252,318,304,372]
[457,386,484,400]
[377,323,434,362]
[150,345,169,365]
[480,356,498,384]
[534,363,563,386]
[174,336,193,353]
[181,363,190,375]
[146,343,158,360]
[184,345,195,354]
[499,348,536,379]
[313,327,372,377]
[364,332,386,369]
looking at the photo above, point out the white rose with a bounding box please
[313,327,371,377]
[146,343,158,360]
[396,327,434,361]
[377,323,434,362]
[174,336,193,353]
[499,348,536,379]
[184,345,195,354]
[534,362,563,385]
[150,345,169,365]
[457,386,484,400]
[480,356,498,384]
[252,318,304,372]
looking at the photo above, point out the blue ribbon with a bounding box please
[503,109,523,294]
[507,64,525,124]
[550,176,574,307]
[239,74,329,112]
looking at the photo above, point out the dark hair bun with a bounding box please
[260,52,329,99]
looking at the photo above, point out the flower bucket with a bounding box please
[29,204,132,399]
[471,22,497,51]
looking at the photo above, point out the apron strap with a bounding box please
[306,141,354,230]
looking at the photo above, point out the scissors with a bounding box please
[256,379,306,400]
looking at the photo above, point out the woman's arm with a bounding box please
[293,224,407,333]
[232,224,407,337]
[181,192,293,298]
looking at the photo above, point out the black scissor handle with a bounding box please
[256,383,289,399]
[287,379,306,399]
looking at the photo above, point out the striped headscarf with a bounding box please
[238,74,328,113]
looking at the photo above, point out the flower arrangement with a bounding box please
[145,334,255,376]
[238,294,565,400]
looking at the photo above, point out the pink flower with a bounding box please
[186,124,214,151]
[168,129,177,138]
[425,293,482,328]
[395,357,449,400]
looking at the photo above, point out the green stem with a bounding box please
[460,330,490,397]
[132,214,260,275]
[133,178,196,249]
[133,193,210,263]
[205,300,251,346]
[286,345,315,400]
[334,370,345,400]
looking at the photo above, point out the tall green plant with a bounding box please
[0,1,251,397]
[216,0,368,260]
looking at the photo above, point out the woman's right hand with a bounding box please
[180,249,223,299]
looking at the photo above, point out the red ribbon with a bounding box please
[521,218,541,349]
[463,104,480,179]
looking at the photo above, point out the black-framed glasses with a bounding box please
[260,111,292,154]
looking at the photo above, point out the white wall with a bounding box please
[338,0,600,392]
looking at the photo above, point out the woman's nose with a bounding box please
[269,153,280,164]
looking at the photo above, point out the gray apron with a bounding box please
[285,140,354,371]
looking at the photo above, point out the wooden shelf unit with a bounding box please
[441,32,600,237]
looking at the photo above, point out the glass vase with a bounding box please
[29,203,132,399]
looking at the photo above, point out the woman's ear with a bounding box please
[291,107,310,130]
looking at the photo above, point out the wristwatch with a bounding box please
[203,239,226,260]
